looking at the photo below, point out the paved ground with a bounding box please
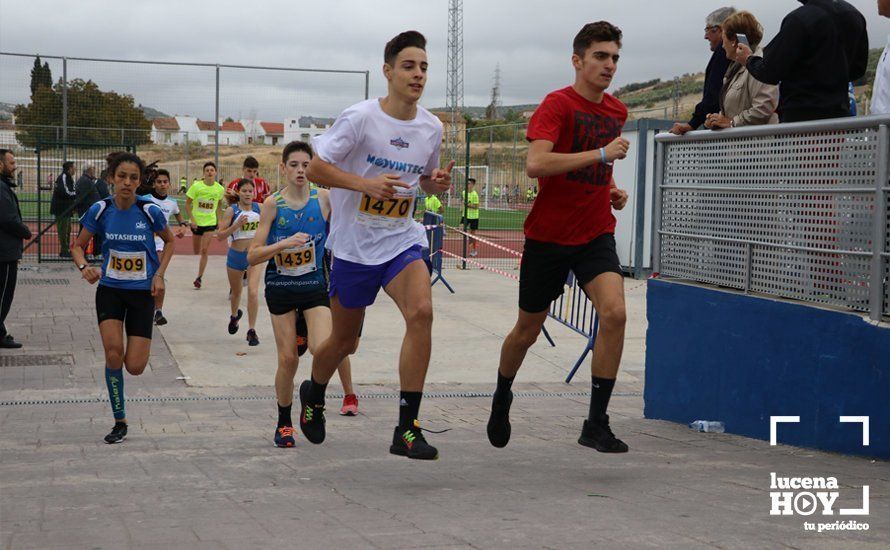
[1,260,887,549]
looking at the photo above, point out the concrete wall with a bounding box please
[644,279,889,459]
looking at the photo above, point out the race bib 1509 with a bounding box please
[106,249,147,281]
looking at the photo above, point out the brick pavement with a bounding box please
[1,263,887,549]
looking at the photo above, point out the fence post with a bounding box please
[652,141,665,274]
[62,57,68,161]
[364,71,370,100]
[462,127,471,269]
[214,65,220,170]
[184,131,189,189]
[36,145,42,262]
[869,124,889,321]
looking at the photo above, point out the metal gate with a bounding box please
[21,142,135,262]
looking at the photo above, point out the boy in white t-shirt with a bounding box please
[141,169,186,325]
[299,30,453,460]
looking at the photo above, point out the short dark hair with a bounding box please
[107,152,145,178]
[384,30,426,65]
[62,161,74,172]
[467,178,476,184]
[282,141,313,163]
[573,21,622,56]
[0,148,11,161]
[203,161,217,171]
[243,156,259,169]
[156,168,171,180]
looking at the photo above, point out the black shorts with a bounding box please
[518,234,622,313]
[265,287,330,316]
[193,224,217,235]
[461,218,479,230]
[95,285,154,339]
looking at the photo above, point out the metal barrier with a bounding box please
[653,115,890,321]
[548,274,598,383]
[422,212,454,293]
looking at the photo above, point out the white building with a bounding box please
[284,116,334,143]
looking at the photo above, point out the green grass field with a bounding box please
[421,205,527,231]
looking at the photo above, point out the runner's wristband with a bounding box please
[600,148,612,166]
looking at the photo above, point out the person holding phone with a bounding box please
[705,11,778,130]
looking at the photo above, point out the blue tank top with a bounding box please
[80,198,167,290]
[265,189,327,293]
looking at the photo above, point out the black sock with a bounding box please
[278,403,292,427]
[399,391,423,427]
[307,376,328,406]
[588,376,616,422]
[495,370,515,396]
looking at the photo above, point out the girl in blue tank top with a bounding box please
[247,141,358,448]
[217,179,263,346]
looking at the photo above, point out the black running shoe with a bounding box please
[578,415,628,453]
[390,420,439,460]
[295,314,308,357]
[104,422,128,444]
[228,309,243,335]
[154,310,167,326]
[487,390,513,448]
[298,380,326,444]
[246,328,259,346]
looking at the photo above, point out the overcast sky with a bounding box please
[1,0,888,120]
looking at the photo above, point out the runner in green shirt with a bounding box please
[424,193,444,215]
[462,178,480,257]
[185,161,225,289]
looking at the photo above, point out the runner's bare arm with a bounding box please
[307,157,409,200]
[246,198,309,266]
[526,138,629,178]
[215,207,243,240]
[153,226,176,296]
[316,188,331,221]
[184,197,196,229]
[609,177,629,210]
[71,228,101,283]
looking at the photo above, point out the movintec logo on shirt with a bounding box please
[389,137,410,150]
[366,154,424,175]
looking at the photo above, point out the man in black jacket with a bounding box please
[670,6,736,135]
[737,0,868,123]
[50,161,76,257]
[0,149,33,349]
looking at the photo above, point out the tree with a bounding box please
[29,56,52,99]
[15,78,151,147]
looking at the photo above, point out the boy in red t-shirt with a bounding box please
[487,21,632,453]
[226,155,270,203]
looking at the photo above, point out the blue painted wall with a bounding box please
[645,279,890,459]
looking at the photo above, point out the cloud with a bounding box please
[1,0,888,119]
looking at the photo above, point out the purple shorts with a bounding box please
[329,245,431,309]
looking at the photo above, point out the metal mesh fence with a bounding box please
[425,123,534,273]
[654,117,890,320]
[0,52,368,195]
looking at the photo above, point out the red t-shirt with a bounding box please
[524,86,628,245]
[227,177,270,204]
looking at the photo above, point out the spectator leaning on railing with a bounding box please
[705,11,779,130]
[736,0,868,123]
[871,0,890,114]
[669,6,736,135]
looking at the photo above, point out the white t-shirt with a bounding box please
[142,194,179,251]
[311,98,443,265]
[871,36,890,115]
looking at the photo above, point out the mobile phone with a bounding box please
[736,33,750,48]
